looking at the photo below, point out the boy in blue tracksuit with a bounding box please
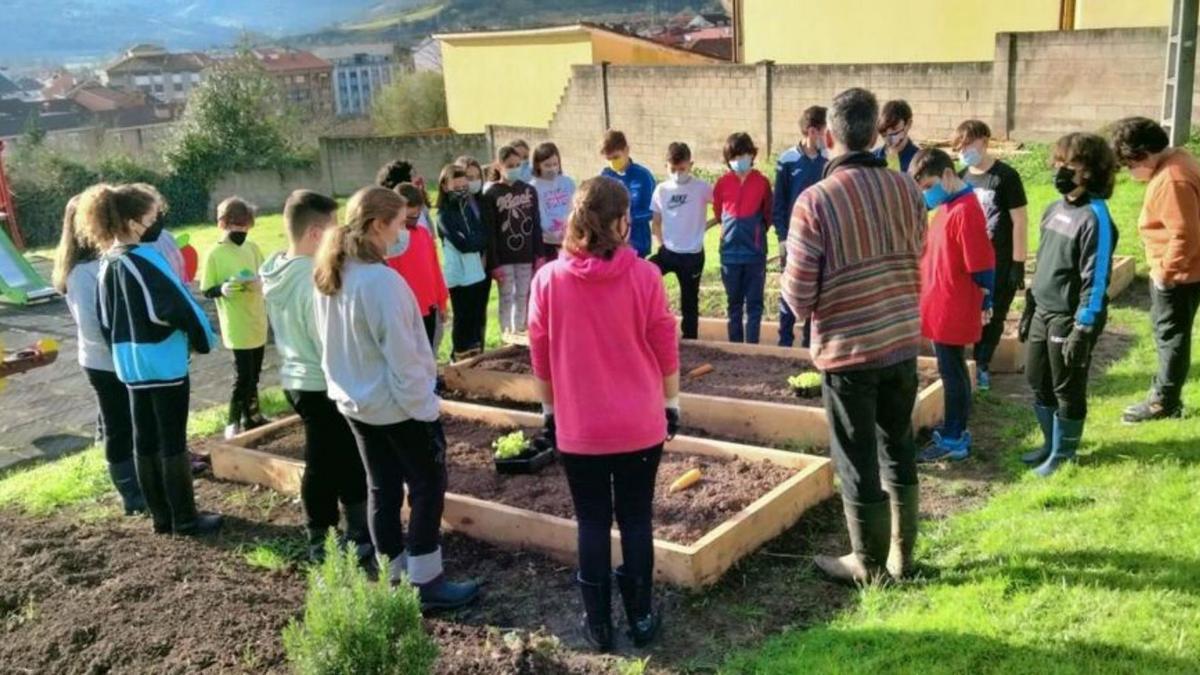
[600,129,656,257]
[773,106,828,347]
[714,132,773,343]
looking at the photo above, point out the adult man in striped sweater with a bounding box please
[781,88,927,585]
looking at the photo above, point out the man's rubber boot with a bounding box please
[161,453,223,535]
[133,453,172,534]
[814,497,891,585]
[614,566,661,647]
[108,458,147,515]
[884,483,919,581]
[342,500,376,568]
[1023,404,1057,465]
[1035,415,1083,478]
[576,573,614,652]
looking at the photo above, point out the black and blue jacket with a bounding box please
[97,244,216,388]
[437,194,489,253]
[873,139,920,174]
[1030,197,1118,328]
[772,145,827,241]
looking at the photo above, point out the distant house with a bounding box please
[104,44,212,103]
[412,36,442,73]
[0,72,20,99]
[688,38,733,61]
[312,44,403,117]
[66,82,175,127]
[251,48,334,118]
[0,98,90,139]
[41,70,78,99]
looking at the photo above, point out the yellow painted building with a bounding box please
[436,23,724,133]
[738,0,1182,64]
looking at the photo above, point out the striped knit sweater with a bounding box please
[780,152,926,372]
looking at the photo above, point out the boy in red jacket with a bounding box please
[387,182,449,354]
[713,132,773,343]
[910,148,994,461]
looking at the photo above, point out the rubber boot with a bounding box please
[241,392,269,431]
[161,453,223,535]
[306,526,333,563]
[814,497,891,585]
[342,500,376,567]
[108,458,147,515]
[134,453,172,534]
[614,566,661,647]
[1022,404,1056,466]
[576,573,614,652]
[884,483,919,581]
[1035,415,1083,477]
[409,548,480,612]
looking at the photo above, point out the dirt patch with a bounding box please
[247,416,796,546]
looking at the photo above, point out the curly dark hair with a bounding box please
[1109,116,1170,166]
[1052,132,1118,199]
[375,160,414,190]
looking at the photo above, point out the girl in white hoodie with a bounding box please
[312,186,478,612]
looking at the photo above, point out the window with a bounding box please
[153,84,164,93]
[134,75,150,86]
[171,74,182,83]
[174,82,184,92]
[152,74,163,83]
[190,73,201,82]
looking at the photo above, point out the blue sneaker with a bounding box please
[976,368,991,392]
[919,430,971,462]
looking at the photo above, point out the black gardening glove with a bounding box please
[1062,324,1093,369]
[1018,290,1036,343]
[665,407,680,441]
[532,414,556,452]
[1009,260,1026,291]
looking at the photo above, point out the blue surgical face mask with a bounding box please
[520,160,533,182]
[729,156,752,173]
[923,182,951,210]
[388,228,411,257]
[506,167,524,183]
[960,147,983,168]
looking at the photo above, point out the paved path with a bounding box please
[0,257,279,472]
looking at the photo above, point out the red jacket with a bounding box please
[386,226,449,317]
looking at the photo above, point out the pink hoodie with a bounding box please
[528,245,679,455]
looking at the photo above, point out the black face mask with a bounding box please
[228,231,248,246]
[140,215,165,243]
[1054,166,1079,196]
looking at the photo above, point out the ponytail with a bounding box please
[314,186,406,295]
[563,176,629,260]
[75,182,159,249]
[51,195,96,294]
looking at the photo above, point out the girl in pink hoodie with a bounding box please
[527,176,680,652]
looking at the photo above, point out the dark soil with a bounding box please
[471,345,938,406]
[247,416,796,546]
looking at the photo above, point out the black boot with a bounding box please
[134,453,172,534]
[161,453,222,536]
[306,526,333,563]
[576,573,614,652]
[108,458,147,515]
[614,566,661,647]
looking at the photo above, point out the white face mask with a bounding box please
[468,179,483,194]
[388,228,411,257]
[671,171,691,184]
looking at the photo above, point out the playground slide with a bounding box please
[0,227,56,305]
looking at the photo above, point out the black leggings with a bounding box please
[1026,309,1103,420]
[229,346,265,424]
[131,379,190,458]
[346,417,447,560]
[449,278,491,354]
[85,367,133,464]
[560,445,662,585]
[286,390,368,534]
[975,266,1019,370]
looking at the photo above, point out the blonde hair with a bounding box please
[563,176,629,260]
[51,195,96,294]
[75,183,160,249]
[314,186,407,295]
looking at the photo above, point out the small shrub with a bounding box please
[787,371,822,391]
[492,430,527,459]
[283,534,437,675]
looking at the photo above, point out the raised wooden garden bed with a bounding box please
[443,341,951,447]
[209,399,834,588]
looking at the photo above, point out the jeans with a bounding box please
[560,445,662,585]
[85,367,133,464]
[1026,309,1104,420]
[933,343,970,439]
[130,379,190,459]
[974,261,1019,371]
[822,360,919,504]
[449,278,491,354]
[653,248,704,339]
[497,263,533,334]
[346,417,447,560]
[286,389,368,535]
[1149,280,1200,408]
[229,346,265,424]
[721,261,767,344]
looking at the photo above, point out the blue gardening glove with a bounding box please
[1062,324,1093,368]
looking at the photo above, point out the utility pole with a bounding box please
[1162,0,1199,146]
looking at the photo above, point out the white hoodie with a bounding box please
[313,260,439,426]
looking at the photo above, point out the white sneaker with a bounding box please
[223,423,242,440]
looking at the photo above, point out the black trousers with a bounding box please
[653,249,705,340]
[974,261,1019,370]
[822,359,919,504]
[346,417,447,560]
[286,389,368,534]
[229,346,265,424]
[85,367,133,464]
[560,445,662,584]
[449,278,491,354]
[1026,309,1104,420]
[422,311,438,353]
[130,379,190,458]
[1149,280,1200,408]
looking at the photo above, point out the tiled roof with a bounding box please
[251,48,332,73]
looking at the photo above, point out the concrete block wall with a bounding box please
[208,166,325,216]
[319,132,489,196]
